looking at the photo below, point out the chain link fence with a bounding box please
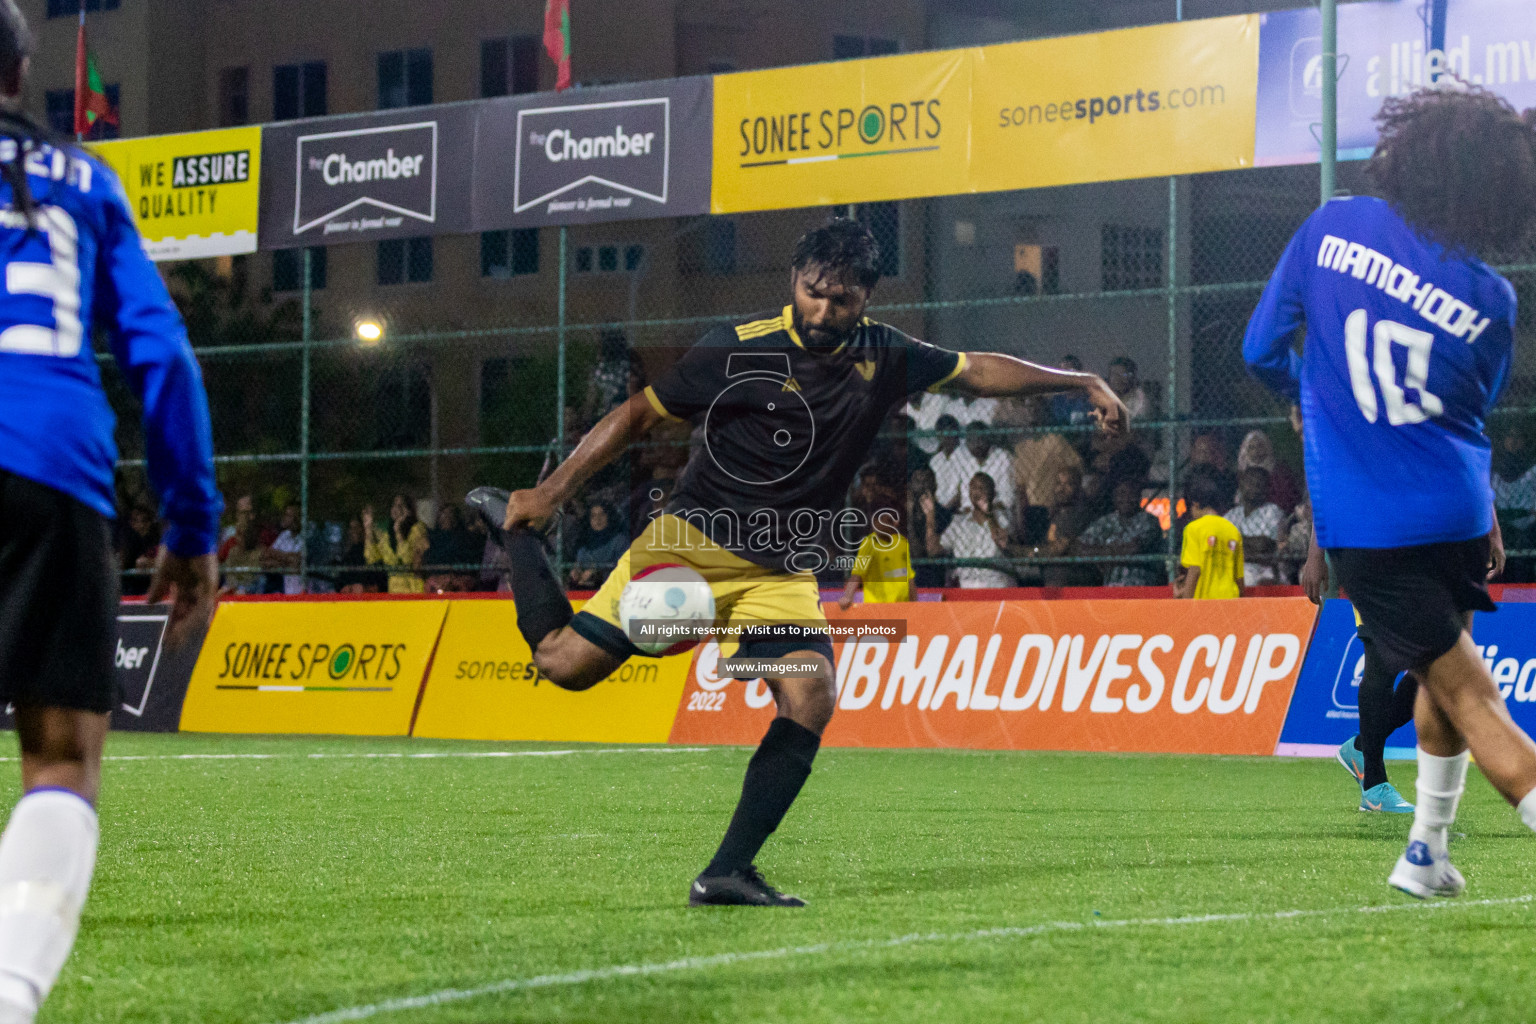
[104,157,1536,593]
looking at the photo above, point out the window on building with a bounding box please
[481,229,540,278]
[832,35,898,59]
[858,202,901,278]
[45,85,120,138]
[273,61,326,121]
[378,237,434,285]
[379,48,433,109]
[572,244,646,274]
[481,36,540,97]
[1102,224,1164,291]
[218,67,249,127]
[272,247,327,292]
[1012,244,1060,296]
[47,0,117,17]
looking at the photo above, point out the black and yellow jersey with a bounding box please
[643,306,964,573]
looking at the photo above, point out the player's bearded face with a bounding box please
[791,266,870,352]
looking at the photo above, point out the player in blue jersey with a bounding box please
[1245,86,1536,899]
[0,5,220,1020]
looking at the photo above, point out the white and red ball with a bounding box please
[617,563,715,656]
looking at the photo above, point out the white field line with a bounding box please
[0,747,708,764]
[275,894,1534,1024]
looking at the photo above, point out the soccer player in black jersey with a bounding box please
[471,218,1127,906]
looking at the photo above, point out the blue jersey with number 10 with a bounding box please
[0,143,220,556]
[1243,196,1515,550]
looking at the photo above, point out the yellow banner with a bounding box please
[92,126,261,261]
[711,49,972,213]
[971,16,1258,192]
[179,600,448,736]
[413,600,693,743]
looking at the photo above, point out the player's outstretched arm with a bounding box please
[505,392,665,531]
[948,353,1128,435]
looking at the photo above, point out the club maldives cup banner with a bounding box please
[92,127,261,260]
[1255,0,1536,166]
[672,598,1316,754]
[473,77,713,229]
[259,106,475,248]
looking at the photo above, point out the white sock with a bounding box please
[1519,788,1536,834]
[1410,748,1470,856]
[0,790,99,1015]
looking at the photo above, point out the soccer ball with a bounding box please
[617,563,715,657]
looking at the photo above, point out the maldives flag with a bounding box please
[74,12,118,137]
[543,0,571,91]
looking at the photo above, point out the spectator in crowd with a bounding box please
[950,392,998,428]
[334,518,384,594]
[1011,396,1084,509]
[218,493,255,558]
[364,493,430,593]
[1086,429,1152,515]
[221,520,267,595]
[1050,354,1094,426]
[1077,479,1165,587]
[569,501,629,590]
[630,469,676,538]
[119,504,160,597]
[1277,498,1314,585]
[906,466,951,589]
[584,329,634,425]
[263,502,304,594]
[1107,356,1150,420]
[1492,424,1536,581]
[1235,429,1302,513]
[424,504,479,592]
[1037,466,1098,587]
[960,421,1015,513]
[904,390,949,457]
[1224,466,1286,586]
[933,472,1015,589]
[1176,476,1244,600]
[1184,432,1237,513]
[929,414,971,510]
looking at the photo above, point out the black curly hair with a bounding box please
[1367,86,1536,258]
[790,216,882,290]
[0,1,66,228]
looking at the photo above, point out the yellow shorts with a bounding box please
[570,514,830,662]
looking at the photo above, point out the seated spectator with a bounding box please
[1078,479,1165,587]
[1277,498,1314,585]
[1107,356,1150,420]
[1236,429,1301,513]
[1492,424,1536,581]
[950,393,998,428]
[1184,432,1237,514]
[928,414,970,510]
[933,473,1015,589]
[425,504,479,592]
[1087,430,1152,515]
[119,504,160,597]
[334,518,385,594]
[906,466,952,589]
[960,421,1015,513]
[1039,466,1099,587]
[1011,396,1083,509]
[221,521,267,595]
[218,493,256,559]
[262,502,305,594]
[570,501,628,589]
[1224,467,1286,586]
[1050,354,1094,426]
[364,493,430,594]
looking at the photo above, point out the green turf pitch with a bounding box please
[21,733,1536,1024]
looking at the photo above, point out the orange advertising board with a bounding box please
[669,598,1317,755]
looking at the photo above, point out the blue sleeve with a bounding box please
[1242,219,1309,404]
[96,176,222,556]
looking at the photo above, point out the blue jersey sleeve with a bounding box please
[1242,218,1309,403]
[95,176,222,556]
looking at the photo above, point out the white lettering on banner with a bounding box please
[1316,233,1492,343]
[542,126,656,163]
[321,149,425,186]
[701,631,1308,718]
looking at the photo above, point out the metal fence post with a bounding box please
[1320,0,1337,206]
[555,226,568,582]
[299,246,313,591]
[1166,176,1179,584]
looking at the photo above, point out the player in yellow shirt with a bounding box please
[1175,477,1245,599]
[838,512,914,607]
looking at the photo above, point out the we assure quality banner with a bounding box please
[92,126,261,260]
[712,15,1258,213]
[672,598,1315,754]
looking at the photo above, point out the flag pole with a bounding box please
[73,0,86,141]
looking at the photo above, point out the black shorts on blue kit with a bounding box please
[1330,535,1495,678]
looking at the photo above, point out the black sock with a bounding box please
[1358,643,1416,790]
[705,718,821,877]
[506,528,572,652]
